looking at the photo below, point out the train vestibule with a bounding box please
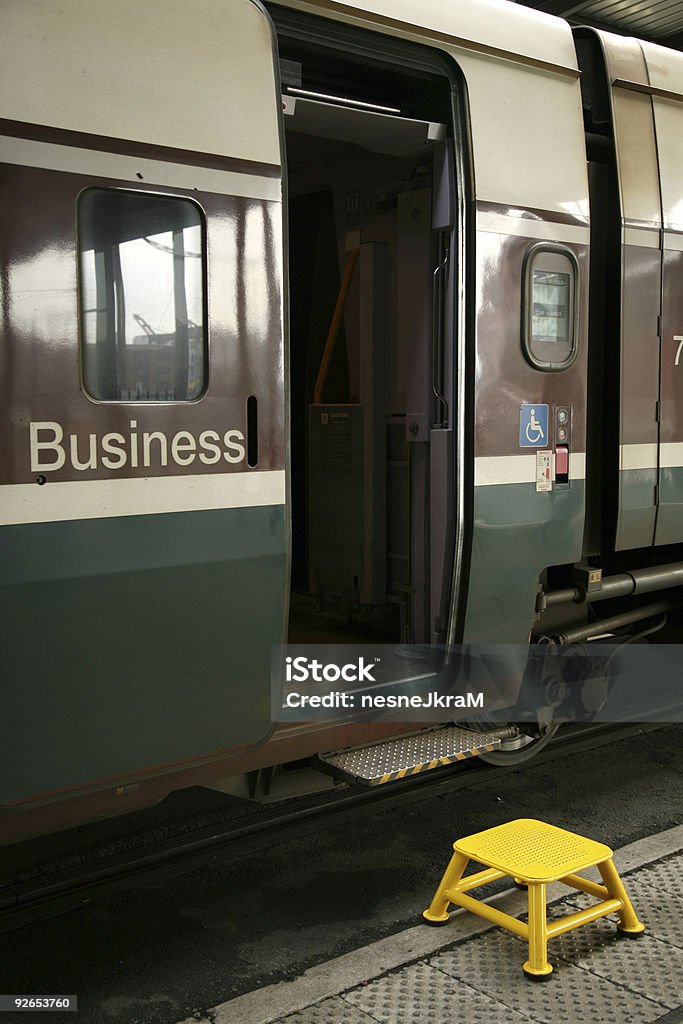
[278,27,461,648]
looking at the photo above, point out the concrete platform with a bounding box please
[179,824,683,1024]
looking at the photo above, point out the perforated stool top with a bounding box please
[454,818,613,882]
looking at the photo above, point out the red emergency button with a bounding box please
[555,445,569,480]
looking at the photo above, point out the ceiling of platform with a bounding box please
[521,1,683,49]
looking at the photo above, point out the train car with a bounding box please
[1,0,682,843]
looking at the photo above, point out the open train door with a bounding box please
[0,0,287,811]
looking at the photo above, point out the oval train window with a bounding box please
[522,243,579,371]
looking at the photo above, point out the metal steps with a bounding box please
[319,725,507,786]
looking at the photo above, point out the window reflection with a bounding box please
[78,189,206,401]
[531,270,570,344]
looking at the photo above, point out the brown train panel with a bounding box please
[0,160,285,487]
[657,242,683,545]
[661,245,683,447]
[473,219,588,461]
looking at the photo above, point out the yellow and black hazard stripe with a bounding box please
[373,743,497,785]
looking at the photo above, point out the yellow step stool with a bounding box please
[423,818,645,979]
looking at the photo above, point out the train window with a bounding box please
[78,188,206,402]
[522,244,579,371]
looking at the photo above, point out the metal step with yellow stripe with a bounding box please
[318,725,508,786]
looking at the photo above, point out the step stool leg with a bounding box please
[523,882,553,980]
[423,851,468,925]
[598,859,645,936]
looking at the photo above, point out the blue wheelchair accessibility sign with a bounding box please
[519,404,549,447]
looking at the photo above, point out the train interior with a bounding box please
[274,18,458,647]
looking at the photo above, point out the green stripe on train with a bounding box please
[0,504,286,805]
[464,481,585,643]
